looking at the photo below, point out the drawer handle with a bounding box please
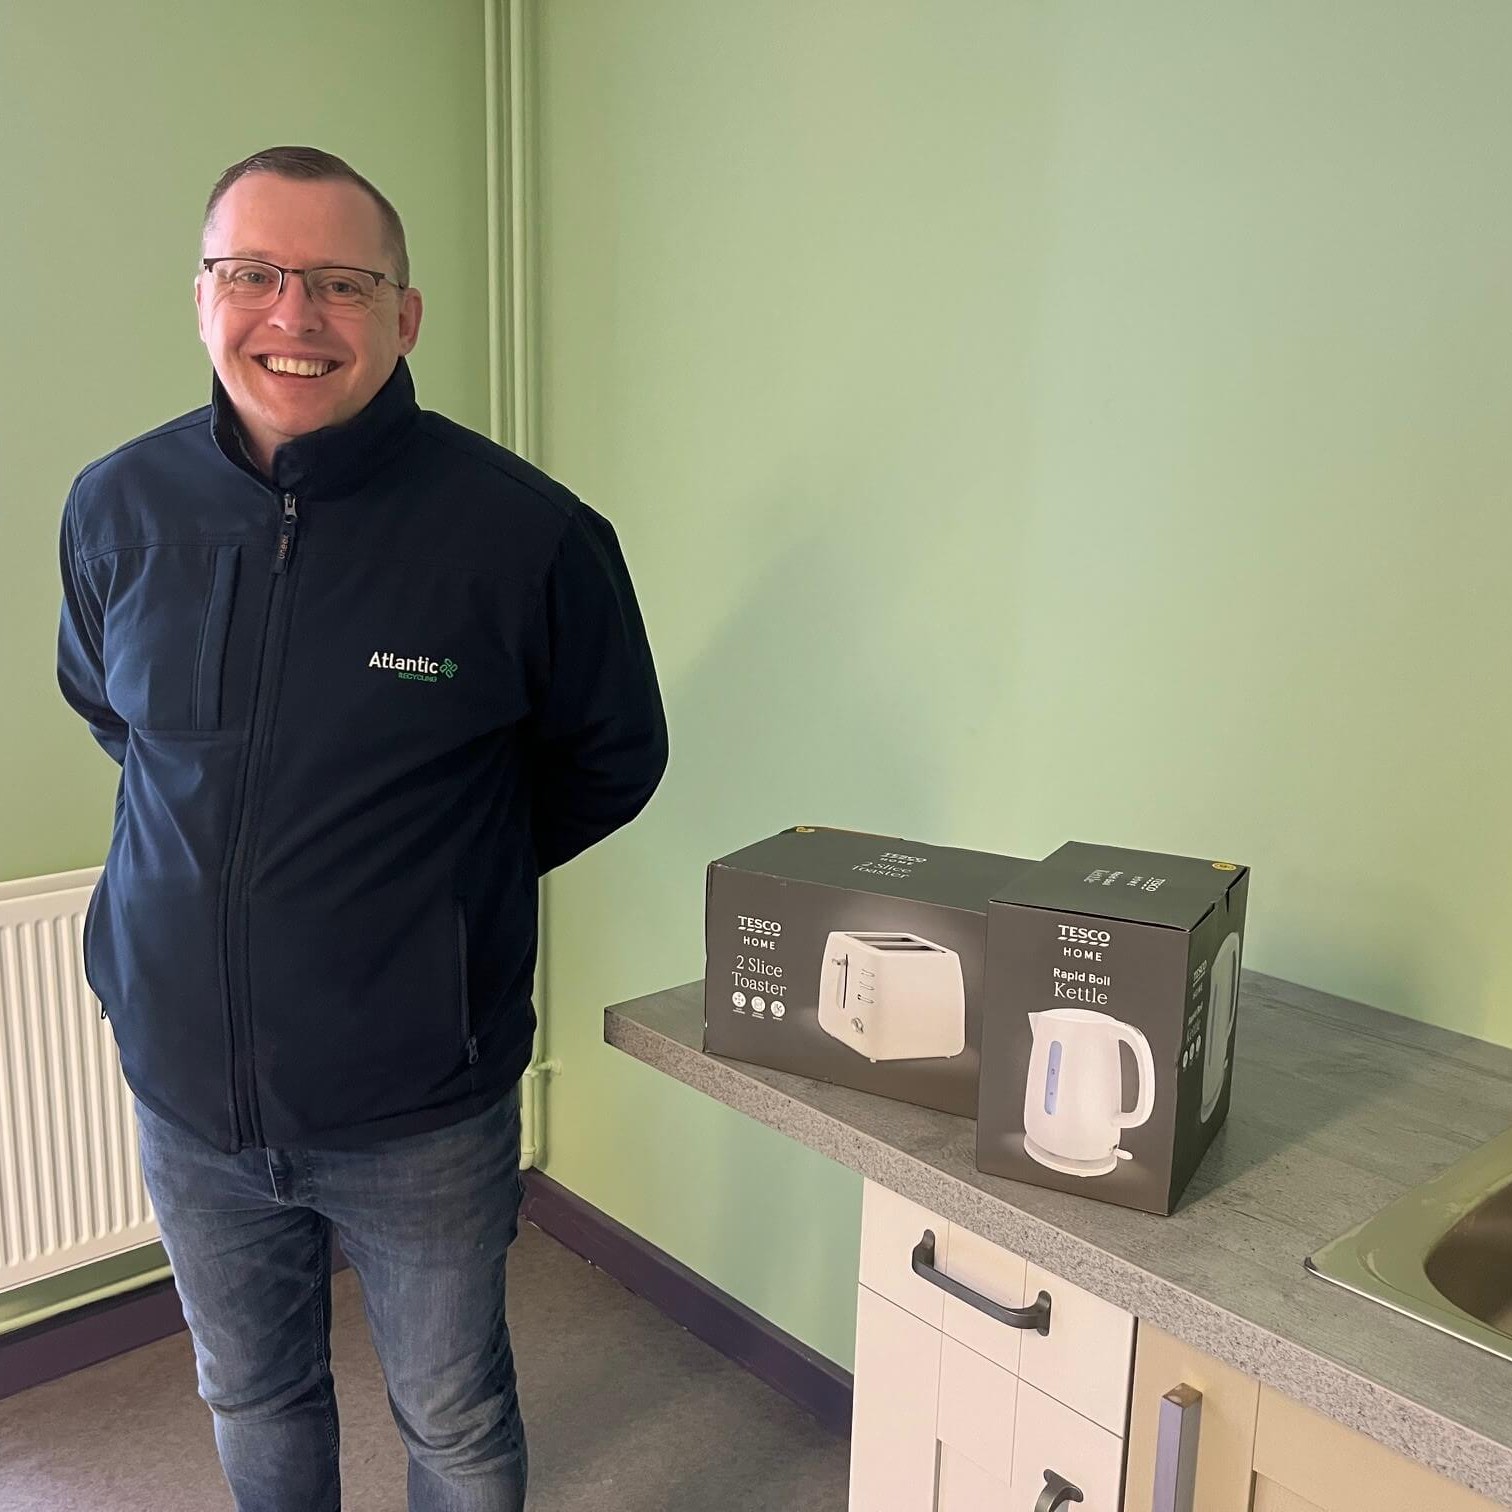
[1153,1383,1202,1512]
[909,1229,1053,1335]
[1035,1468,1084,1512]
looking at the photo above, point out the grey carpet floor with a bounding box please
[0,1218,850,1511]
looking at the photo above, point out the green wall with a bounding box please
[1,0,490,882]
[8,1,1512,1383]
[533,2,1512,1371]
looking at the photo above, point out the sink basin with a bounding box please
[1307,1123,1512,1363]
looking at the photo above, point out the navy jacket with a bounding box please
[56,356,667,1153]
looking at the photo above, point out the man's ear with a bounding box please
[398,286,423,356]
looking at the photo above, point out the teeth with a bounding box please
[261,356,335,377]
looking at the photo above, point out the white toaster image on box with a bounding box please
[817,931,966,1062]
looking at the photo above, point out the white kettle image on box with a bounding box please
[1023,1008,1156,1177]
[817,931,965,1062]
[1199,930,1241,1123]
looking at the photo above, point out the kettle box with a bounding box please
[976,842,1249,1215]
[703,828,1031,1117]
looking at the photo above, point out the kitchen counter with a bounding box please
[604,971,1512,1506]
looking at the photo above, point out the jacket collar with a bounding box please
[210,354,421,497]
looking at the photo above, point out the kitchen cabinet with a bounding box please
[1124,1321,1503,1512]
[854,1188,1506,1512]
[850,1179,1132,1511]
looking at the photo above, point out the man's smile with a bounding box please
[255,353,344,380]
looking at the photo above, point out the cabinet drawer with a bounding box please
[939,1222,1031,1376]
[1010,1380,1125,1512]
[861,1178,952,1329]
[937,1333,1019,1485]
[1018,1260,1135,1435]
[849,1284,942,1512]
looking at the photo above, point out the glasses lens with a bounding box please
[209,261,380,309]
[309,268,379,308]
[213,259,282,306]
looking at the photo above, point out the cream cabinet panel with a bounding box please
[940,1223,1030,1375]
[849,1283,943,1512]
[1252,1385,1503,1512]
[937,1335,1019,1485]
[1009,1380,1125,1512]
[1251,1480,1327,1512]
[1017,1261,1135,1435]
[1123,1321,1257,1512]
[861,1178,951,1329]
[937,1444,1013,1511]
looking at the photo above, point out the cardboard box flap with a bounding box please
[993,841,1248,929]
[709,826,1031,911]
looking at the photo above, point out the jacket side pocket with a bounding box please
[456,899,478,1066]
[192,547,239,730]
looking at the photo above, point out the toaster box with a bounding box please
[704,827,1032,1117]
[976,842,1249,1215]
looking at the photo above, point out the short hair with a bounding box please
[202,145,410,287]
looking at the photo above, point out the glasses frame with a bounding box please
[201,256,408,309]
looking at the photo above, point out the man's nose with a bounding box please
[267,273,323,327]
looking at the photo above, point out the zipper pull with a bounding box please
[273,493,298,574]
[466,1036,479,1066]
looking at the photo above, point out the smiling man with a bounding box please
[194,167,421,477]
[55,146,669,1512]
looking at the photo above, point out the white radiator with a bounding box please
[0,867,158,1294]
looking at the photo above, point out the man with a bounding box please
[55,145,668,1512]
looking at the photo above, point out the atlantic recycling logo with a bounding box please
[369,652,458,684]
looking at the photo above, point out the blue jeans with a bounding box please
[133,1081,528,1512]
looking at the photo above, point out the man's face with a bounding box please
[194,173,422,470]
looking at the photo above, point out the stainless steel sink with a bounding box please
[1307,1123,1512,1363]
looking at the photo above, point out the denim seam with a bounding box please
[313,1227,341,1504]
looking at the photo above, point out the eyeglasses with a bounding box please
[201,257,406,312]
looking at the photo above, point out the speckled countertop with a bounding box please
[604,971,1512,1506]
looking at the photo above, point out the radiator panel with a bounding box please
[0,871,158,1293]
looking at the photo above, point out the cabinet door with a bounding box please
[1123,1321,1257,1512]
[937,1334,1018,1490]
[936,1445,1013,1512]
[1251,1385,1503,1512]
[1009,1379,1125,1512]
[1017,1261,1135,1434]
[1250,1481,1327,1512]
[850,1283,943,1512]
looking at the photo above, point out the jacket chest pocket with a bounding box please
[103,543,243,733]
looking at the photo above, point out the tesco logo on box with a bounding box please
[1057,924,1111,946]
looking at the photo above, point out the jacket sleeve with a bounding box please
[57,482,129,767]
[524,502,668,876]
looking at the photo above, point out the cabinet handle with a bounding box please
[1034,1468,1084,1512]
[1152,1383,1202,1512]
[909,1229,1053,1334]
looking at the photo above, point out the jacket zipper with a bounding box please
[221,490,299,1148]
[456,901,479,1066]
